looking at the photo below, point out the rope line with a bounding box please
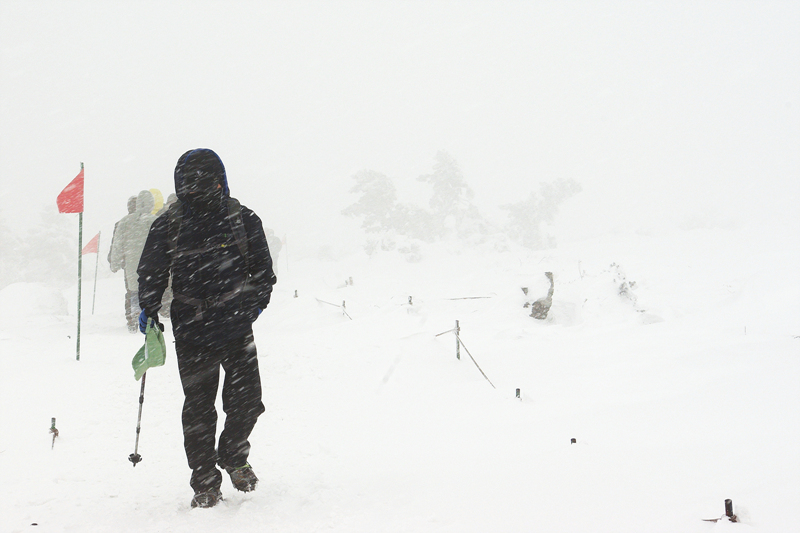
[315,298,353,320]
[457,335,496,389]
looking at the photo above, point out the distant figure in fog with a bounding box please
[108,190,157,332]
[150,188,164,215]
[265,228,282,273]
[108,195,137,331]
[156,193,178,217]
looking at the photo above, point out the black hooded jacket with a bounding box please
[137,149,276,346]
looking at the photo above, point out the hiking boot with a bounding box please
[223,463,258,492]
[190,487,223,509]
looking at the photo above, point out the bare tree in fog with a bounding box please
[417,150,486,239]
[341,170,398,235]
[16,206,77,288]
[344,152,582,255]
[501,178,582,249]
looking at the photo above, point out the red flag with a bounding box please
[57,168,84,213]
[82,232,100,255]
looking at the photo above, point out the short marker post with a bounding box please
[725,499,738,522]
[455,320,460,360]
[50,418,59,449]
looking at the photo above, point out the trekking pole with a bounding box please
[129,372,146,466]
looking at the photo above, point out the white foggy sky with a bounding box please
[1,1,798,247]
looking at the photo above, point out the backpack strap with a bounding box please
[167,200,184,268]
[167,198,249,268]
[226,198,250,273]
[166,198,252,321]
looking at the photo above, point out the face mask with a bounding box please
[183,167,223,213]
[186,186,222,213]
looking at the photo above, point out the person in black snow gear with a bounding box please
[109,191,157,332]
[137,149,276,509]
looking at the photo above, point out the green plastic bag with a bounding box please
[132,319,166,381]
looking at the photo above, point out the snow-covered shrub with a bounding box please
[610,262,638,306]
[0,205,78,290]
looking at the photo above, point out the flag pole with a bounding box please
[76,162,84,362]
[92,231,100,314]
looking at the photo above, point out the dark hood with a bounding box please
[173,148,230,202]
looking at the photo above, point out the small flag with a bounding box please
[132,319,166,381]
[82,232,100,255]
[57,168,84,213]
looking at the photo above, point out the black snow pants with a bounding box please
[175,333,266,492]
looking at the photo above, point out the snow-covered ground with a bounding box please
[0,222,798,533]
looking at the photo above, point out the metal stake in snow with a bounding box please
[129,372,146,467]
[50,418,59,450]
[56,162,85,361]
[702,498,739,523]
[434,321,495,388]
[455,320,460,360]
[76,163,84,362]
[457,336,496,389]
[725,499,738,522]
